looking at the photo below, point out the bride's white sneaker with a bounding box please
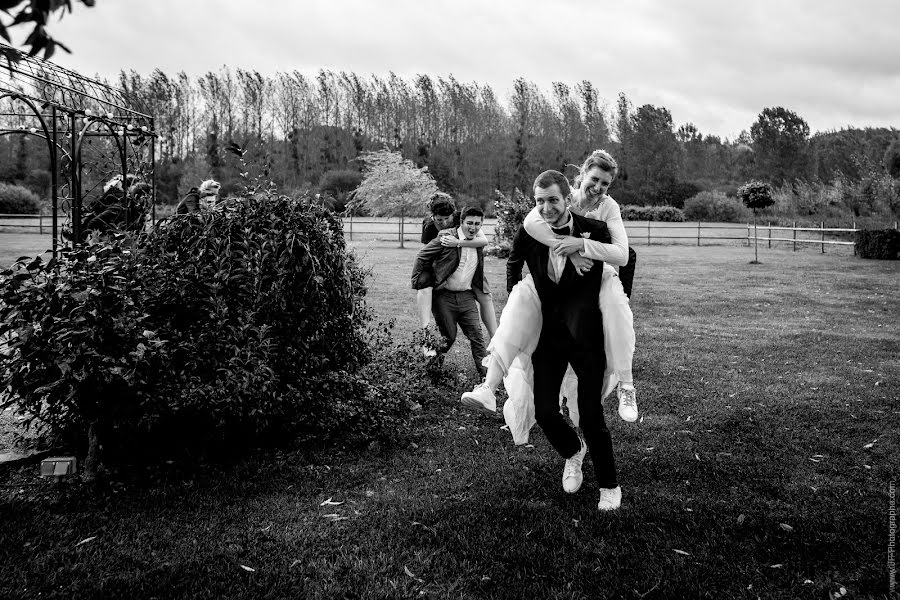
[562,438,587,494]
[617,383,638,422]
[460,382,496,413]
[597,486,622,511]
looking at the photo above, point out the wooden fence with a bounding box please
[3,214,898,253]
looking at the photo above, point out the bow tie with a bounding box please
[550,225,571,236]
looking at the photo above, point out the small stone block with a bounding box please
[40,456,77,477]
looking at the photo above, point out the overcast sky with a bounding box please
[19,0,900,141]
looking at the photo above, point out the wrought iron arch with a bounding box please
[0,42,157,256]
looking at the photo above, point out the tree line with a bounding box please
[2,66,899,217]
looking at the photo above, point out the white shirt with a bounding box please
[442,227,478,291]
[547,213,573,283]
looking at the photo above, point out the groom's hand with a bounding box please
[552,236,584,256]
[569,253,593,276]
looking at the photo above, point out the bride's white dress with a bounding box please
[497,197,633,445]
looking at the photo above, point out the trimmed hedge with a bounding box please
[0,182,40,214]
[855,229,900,260]
[620,205,686,222]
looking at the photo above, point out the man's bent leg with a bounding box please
[532,334,581,459]
[570,350,618,489]
[430,290,459,353]
[456,290,488,377]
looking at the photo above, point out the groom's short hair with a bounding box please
[533,170,571,197]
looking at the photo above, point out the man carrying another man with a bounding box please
[411,206,489,378]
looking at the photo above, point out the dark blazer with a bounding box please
[506,212,611,351]
[411,235,485,292]
[176,188,201,214]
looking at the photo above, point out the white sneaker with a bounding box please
[562,438,587,494]
[597,486,622,511]
[422,344,437,359]
[460,382,496,413]
[617,383,638,423]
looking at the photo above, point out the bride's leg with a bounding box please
[599,268,634,384]
[599,267,637,421]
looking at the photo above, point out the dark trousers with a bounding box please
[432,289,487,376]
[532,321,618,489]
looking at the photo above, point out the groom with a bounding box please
[506,170,622,511]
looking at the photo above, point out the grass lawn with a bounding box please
[1,240,898,599]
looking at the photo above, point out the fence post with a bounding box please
[821,221,825,254]
[697,221,701,246]
[792,220,796,252]
[39,213,43,235]
[768,221,771,248]
[647,220,650,246]
[349,212,353,241]
[746,223,750,247]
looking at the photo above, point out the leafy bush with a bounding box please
[684,191,750,223]
[855,229,900,260]
[646,181,703,209]
[0,190,410,471]
[493,188,533,242]
[0,182,40,214]
[620,205,686,222]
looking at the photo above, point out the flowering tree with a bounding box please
[739,180,775,264]
[350,149,439,248]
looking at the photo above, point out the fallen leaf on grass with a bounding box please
[694,453,701,461]
[320,497,344,506]
[500,425,510,431]
[803,579,813,584]
[673,549,690,556]
[240,565,255,572]
[289,559,302,569]
[779,523,793,532]
[75,536,97,547]
[411,521,437,535]
[770,563,783,568]
[863,439,877,449]
[737,514,746,525]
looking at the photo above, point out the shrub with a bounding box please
[0,182,40,214]
[684,191,750,223]
[739,180,775,212]
[855,229,900,260]
[493,188,533,242]
[0,190,410,473]
[646,181,703,209]
[620,205,686,222]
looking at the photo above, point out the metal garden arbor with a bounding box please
[0,42,156,256]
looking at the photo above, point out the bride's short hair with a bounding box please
[574,150,618,188]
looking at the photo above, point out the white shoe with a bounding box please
[460,382,496,413]
[422,344,437,359]
[597,486,622,511]
[562,438,587,494]
[617,383,638,423]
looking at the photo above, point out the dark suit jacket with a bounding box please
[176,188,201,214]
[421,213,460,244]
[411,235,485,292]
[506,212,611,352]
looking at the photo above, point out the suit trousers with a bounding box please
[432,289,488,376]
[532,320,618,489]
